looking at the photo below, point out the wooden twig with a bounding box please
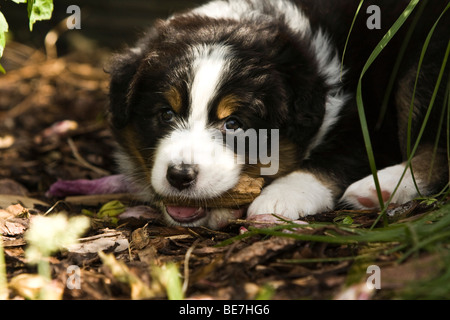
[63,193,139,206]
[67,137,110,176]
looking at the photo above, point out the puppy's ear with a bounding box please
[274,31,328,156]
[107,29,158,129]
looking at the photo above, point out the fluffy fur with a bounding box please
[108,0,449,229]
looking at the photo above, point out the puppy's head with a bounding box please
[108,17,328,228]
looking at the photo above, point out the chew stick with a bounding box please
[162,175,264,208]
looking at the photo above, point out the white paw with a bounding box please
[247,171,334,220]
[340,163,423,209]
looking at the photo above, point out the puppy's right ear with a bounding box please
[107,29,157,129]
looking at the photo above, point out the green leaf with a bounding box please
[342,216,354,225]
[97,200,126,218]
[10,0,27,3]
[152,263,184,300]
[0,11,8,74]
[27,0,54,31]
[81,208,95,217]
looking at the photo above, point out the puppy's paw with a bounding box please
[340,163,421,209]
[247,171,334,220]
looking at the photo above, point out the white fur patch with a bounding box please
[340,163,425,209]
[189,0,310,36]
[189,0,253,22]
[305,30,350,157]
[189,44,232,127]
[151,127,241,199]
[248,171,334,219]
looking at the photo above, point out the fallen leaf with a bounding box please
[0,218,28,236]
[65,237,129,254]
[65,230,129,254]
[228,237,297,268]
[131,225,151,250]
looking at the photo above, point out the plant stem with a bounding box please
[38,259,52,300]
[0,237,7,300]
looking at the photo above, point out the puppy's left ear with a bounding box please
[274,31,329,155]
[107,29,158,129]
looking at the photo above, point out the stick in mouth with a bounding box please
[161,174,265,209]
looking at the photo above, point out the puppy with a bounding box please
[108,0,449,229]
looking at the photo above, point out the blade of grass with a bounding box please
[375,0,428,130]
[340,0,364,80]
[370,2,450,230]
[406,4,450,159]
[403,2,450,199]
[407,39,450,186]
[356,0,421,220]
[399,230,450,263]
[278,248,387,264]
[429,76,449,183]
[220,203,450,266]
[447,75,450,185]
[0,236,7,299]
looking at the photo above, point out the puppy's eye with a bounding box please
[223,117,243,132]
[160,108,176,123]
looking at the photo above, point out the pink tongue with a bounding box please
[166,206,205,223]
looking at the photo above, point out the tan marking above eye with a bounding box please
[217,95,240,120]
[164,87,182,113]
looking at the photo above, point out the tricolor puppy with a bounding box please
[108,0,449,229]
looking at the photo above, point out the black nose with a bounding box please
[166,164,198,191]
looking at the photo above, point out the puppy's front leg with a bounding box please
[247,171,335,220]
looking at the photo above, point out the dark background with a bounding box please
[1,0,208,54]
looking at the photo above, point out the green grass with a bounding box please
[349,1,450,229]
[221,203,450,253]
[219,202,450,298]
[0,234,7,300]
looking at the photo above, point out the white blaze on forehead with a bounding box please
[151,45,240,200]
[189,44,232,127]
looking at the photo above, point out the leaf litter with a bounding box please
[0,44,449,300]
